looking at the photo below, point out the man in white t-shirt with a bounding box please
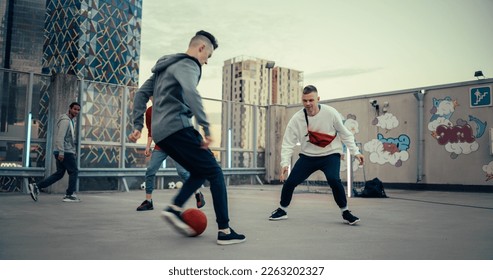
[269,85,364,225]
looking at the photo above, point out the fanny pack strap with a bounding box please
[303,109,309,136]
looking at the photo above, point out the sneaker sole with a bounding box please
[269,215,288,221]
[29,192,38,202]
[136,207,154,211]
[28,184,38,202]
[217,238,247,245]
[161,210,196,237]
[62,199,81,202]
[344,219,360,225]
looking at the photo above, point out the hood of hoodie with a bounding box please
[151,53,202,79]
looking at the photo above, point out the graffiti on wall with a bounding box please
[483,161,493,181]
[340,114,363,172]
[427,96,487,159]
[363,112,410,167]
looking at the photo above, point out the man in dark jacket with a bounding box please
[129,30,245,245]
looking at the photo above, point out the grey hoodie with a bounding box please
[132,53,210,143]
[54,114,76,154]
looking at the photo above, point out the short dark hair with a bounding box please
[195,30,218,49]
[69,102,81,108]
[303,85,318,94]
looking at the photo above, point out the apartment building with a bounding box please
[221,56,303,168]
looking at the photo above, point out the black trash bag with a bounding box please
[360,177,387,198]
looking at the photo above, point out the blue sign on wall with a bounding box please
[469,86,492,108]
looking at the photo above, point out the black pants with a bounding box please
[280,153,347,209]
[156,127,230,229]
[37,153,78,196]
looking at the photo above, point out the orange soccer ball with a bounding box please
[181,208,207,237]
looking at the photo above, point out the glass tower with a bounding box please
[0,0,45,72]
[43,0,142,86]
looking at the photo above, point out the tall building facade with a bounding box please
[1,0,142,85]
[0,0,47,142]
[0,0,143,191]
[43,0,142,86]
[1,0,142,141]
[272,66,304,105]
[0,0,45,72]
[221,56,303,168]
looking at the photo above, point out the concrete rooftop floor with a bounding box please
[1,185,492,261]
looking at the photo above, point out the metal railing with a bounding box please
[0,69,267,192]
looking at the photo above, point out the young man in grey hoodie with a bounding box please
[28,102,81,202]
[129,30,245,245]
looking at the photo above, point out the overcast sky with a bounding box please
[138,0,493,101]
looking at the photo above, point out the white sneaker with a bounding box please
[28,183,39,201]
[62,195,81,202]
[161,205,196,237]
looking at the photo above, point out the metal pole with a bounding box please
[265,61,275,183]
[121,86,129,192]
[76,80,84,192]
[252,105,258,168]
[414,89,425,183]
[24,72,34,168]
[346,146,352,197]
[22,72,34,193]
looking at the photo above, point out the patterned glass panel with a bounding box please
[79,144,120,168]
[31,75,51,139]
[125,86,138,141]
[29,142,46,168]
[124,146,146,168]
[43,0,142,86]
[81,82,123,143]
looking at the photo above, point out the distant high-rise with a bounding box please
[0,0,142,86]
[221,56,303,168]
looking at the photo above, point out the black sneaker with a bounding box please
[28,183,39,202]
[342,210,360,225]
[62,195,81,202]
[217,228,246,245]
[136,200,154,211]
[195,192,206,208]
[161,205,196,237]
[269,207,288,220]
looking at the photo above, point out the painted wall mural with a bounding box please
[340,114,362,172]
[363,112,410,167]
[483,161,493,181]
[427,97,487,159]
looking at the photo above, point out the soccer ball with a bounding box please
[175,181,183,189]
[168,181,176,189]
[181,208,207,237]
[140,182,146,190]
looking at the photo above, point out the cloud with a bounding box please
[374,113,399,130]
[304,67,383,80]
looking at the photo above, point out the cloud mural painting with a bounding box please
[427,96,485,159]
[482,161,493,182]
[340,114,362,172]
[434,119,479,158]
[363,111,410,167]
[364,133,410,167]
[429,96,458,122]
[372,112,399,131]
